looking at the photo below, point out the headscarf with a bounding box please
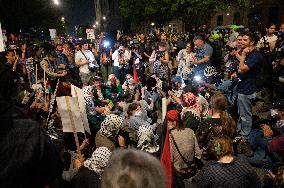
[137,124,159,153]
[99,114,123,138]
[83,147,111,175]
[182,92,197,107]
[182,92,201,116]
[167,110,178,122]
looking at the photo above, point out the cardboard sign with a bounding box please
[49,29,57,40]
[71,84,91,134]
[56,96,85,133]
[86,28,95,39]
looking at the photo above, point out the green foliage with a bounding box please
[119,0,250,31]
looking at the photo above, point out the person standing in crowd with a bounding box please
[55,43,68,69]
[5,49,25,97]
[100,46,113,82]
[257,23,278,53]
[75,41,96,85]
[160,32,171,51]
[195,137,261,188]
[25,47,37,87]
[176,41,196,85]
[236,32,265,139]
[149,42,170,82]
[112,45,131,83]
[224,35,244,78]
[192,35,213,79]
[40,51,68,90]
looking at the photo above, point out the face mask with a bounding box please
[135,110,142,117]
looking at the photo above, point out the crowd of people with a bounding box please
[0,22,284,188]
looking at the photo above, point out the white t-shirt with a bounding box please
[112,49,131,67]
[75,50,95,73]
[256,34,278,51]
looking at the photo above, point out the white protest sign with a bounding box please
[0,22,5,52]
[49,29,57,40]
[86,28,95,39]
[56,96,85,133]
[71,84,91,134]
[162,97,167,122]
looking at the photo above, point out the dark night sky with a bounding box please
[62,0,96,34]
[0,0,96,34]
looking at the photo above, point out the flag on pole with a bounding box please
[133,58,140,83]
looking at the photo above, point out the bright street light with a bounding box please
[169,24,172,27]
[226,13,230,16]
[103,16,106,20]
[53,0,60,5]
[151,22,155,26]
[93,25,96,28]
[61,17,65,22]
[96,21,99,25]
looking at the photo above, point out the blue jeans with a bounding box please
[237,93,256,138]
[238,129,273,168]
[217,80,237,105]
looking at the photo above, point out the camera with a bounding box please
[118,49,124,55]
[156,50,164,60]
[226,45,237,52]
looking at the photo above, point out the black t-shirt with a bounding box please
[237,50,265,95]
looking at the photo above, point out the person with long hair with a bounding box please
[195,137,261,188]
[196,92,237,159]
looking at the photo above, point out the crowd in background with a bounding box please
[0,22,284,188]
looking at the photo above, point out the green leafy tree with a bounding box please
[120,0,250,31]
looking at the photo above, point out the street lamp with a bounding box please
[53,0,60,5]
[103,16,106,20]
[169,24,172,27]
[61,17,65,22]
[96,21,99,25]
[151,22,155,26]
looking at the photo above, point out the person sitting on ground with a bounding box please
[137,124,159,155]
[127,102,156,131]
[101,149,167,188]
[95,114,124,152]
[196,93,237,159]
[167,110,202,180]
[72,147,112,188]
[195,136,261,188]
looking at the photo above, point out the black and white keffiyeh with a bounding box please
[83,147,111,175]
